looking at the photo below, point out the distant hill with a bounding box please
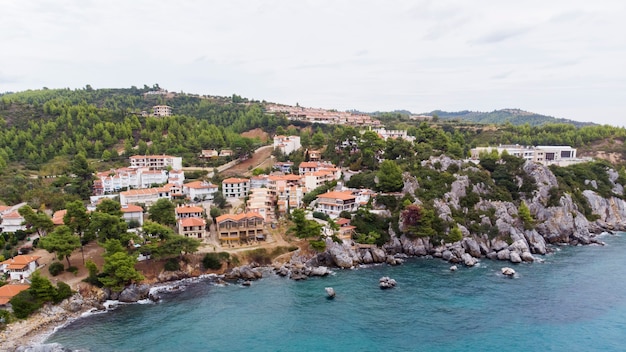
[428,109,595,127]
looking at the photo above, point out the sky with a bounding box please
[1,0,625,126]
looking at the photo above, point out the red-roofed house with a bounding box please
[222,178,250,198]
[175,205,205,219]
[315,191,357,218]
[1,211,26,233]
[335,218,357,242]
[119,185,172,206]
[215,212,265,246]
[52,209,68,226]
[121,204,144,226]
[0,255,41,281]
[182,181,219,201]
[0,284,30,306]
[177,217,206,239]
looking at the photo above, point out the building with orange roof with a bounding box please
[335,217,357,242]
[175,205,205,219]
[1,210,26,233]
[315,191,357,218]
[0,255,42,281]
[119,185,172,206]
[0,284,30,306]
[182,181,219,201]
[177,217,207,239]
[222,178,250,198]
[52,209,67,226]
[215,212,265,246]
[121,204,144,227]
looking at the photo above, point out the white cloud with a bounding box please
[1,0,625,126]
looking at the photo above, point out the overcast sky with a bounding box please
[2,0,625,126]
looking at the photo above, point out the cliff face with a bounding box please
[309,158,626,270]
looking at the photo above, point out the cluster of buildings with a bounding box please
[470,145,585,166]
[266,104,382,127]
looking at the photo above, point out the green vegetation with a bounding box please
[9,271,73,319]
[202,252,230,270]
[48,261,65,276]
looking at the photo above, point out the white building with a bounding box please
[372,128,416,143]
[183,181,219,201]
[121,204,144,227]
[129,155,183,170]
[315,191,358,218]
[152,105,172,117]
[470,145,580,166]
[273,135,301,155]
[0,255,41,281]
[222,178,250,198]
[175,205,205,219]
[177,217,206,239]
[119,185,173,206]
[1,211,26,233]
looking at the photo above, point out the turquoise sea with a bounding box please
[47,233,626,352]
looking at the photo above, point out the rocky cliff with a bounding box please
[293,157,626,272]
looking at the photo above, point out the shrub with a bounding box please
[202,253,222,270]
[164,258,180,271]
[66,266,79,275]
[10,290,41,319]
[54,282,73,303]
[309,240,326,252]
[84,260,101,287]
[48,262,65,276]
[312,211,330,221]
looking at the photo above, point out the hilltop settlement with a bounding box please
[0,87,626,349]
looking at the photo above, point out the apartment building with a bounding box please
[222,178,250,198]
[273,135,302,155]
[177,217,206,239]
[182,181,219,201]
[129,155,183,170]
[119,185,172,206]
[152,105,172,117]
[215,212,265,246]
[470,145,579,166]
[315,190,357,218]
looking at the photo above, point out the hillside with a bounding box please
[429,108,595,127]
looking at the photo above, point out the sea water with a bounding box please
[47,232,626,352]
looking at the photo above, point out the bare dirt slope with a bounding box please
[221,145,274,177]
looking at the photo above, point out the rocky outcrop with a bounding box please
[583,190,626,231]
[118,284,150,303]
[225,265,263,281]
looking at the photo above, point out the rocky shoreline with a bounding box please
[5,160,626,351]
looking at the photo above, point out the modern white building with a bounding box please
[470,145,580,166]
[222,178,250,198]
[273,135,301,155]
[129,155,183,170]
[315,190,358,218]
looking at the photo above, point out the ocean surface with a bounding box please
[47,232,626,352]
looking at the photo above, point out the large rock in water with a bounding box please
[524,230,547,255]
[509,251,522,263]
[119,284,150,303]
[461,253,478,267]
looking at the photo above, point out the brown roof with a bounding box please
[0,284,30,305]
[316,191,356,201]
[121,204,144,213]
[184,181,217,189]
[179,217,206,227]
[176,206,204,214]
[2,211,23,219]
[1,255,41,270]
[215,212,264,223]
[52,209,67,225]
[222,177,250,184]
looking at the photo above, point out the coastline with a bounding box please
[1,274,226,351]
